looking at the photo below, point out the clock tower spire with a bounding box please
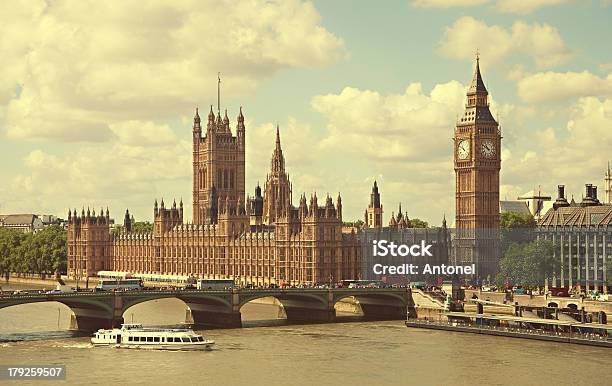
[453,55,501,282]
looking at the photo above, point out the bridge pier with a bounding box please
[187,309,242,328]
[70,313,124,331]
[359,303,406,320]
[185,302,242,328]
[355,296,408,321]
[283,305,336,323]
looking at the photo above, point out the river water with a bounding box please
[0,283,609,386]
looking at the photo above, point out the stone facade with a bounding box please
[68,105,360,286]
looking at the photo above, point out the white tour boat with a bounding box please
[91,323,214,351]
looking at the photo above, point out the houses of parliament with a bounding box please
[67,101,362,287]
[67,58,501,285]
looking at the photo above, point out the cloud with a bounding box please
[517,71,612,103]
[0,0,346,142]
[501,97,612,202]
[496,0,570,14]
[438,17,571,68]
[411,0,489,7]
[411,0,570,14]
[245,117,320,189]
[9,118,191,220]
[309,80,484,223]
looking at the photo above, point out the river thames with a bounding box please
[1,283,610,385]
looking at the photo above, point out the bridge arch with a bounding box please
[121,292,235,328]
[333,291,408,321]
[0,295,116,331]
[0,300,75,333]
[238,291,327,309]
[122,297,191,326]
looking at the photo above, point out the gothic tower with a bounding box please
[263,125,292,224]
[453,56,501,281]
[365,180,383,228]
[605,162,612,204]
[192,96,246,224]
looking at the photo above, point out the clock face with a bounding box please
[481,140,496,158]
[457,140,470,160]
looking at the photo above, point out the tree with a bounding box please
[410,218,429,228]
[132,222,153,233]
[500,211,537,255]
[0,225,67,278]
[0,228,27,277]
[500,211,537,229]
[496,239,556,288]
[343,220,364,228]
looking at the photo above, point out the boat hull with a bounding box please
[91,342,214,351]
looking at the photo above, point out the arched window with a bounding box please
[203,168,207,188]
[224,169,229,189]
[230,169,235,189]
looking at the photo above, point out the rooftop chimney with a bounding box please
[581,184,600,206]
[553,184,570,209]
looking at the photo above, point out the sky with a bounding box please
[0,0,611,226]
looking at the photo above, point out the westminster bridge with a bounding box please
[0,288,413,331]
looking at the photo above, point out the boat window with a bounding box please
[127,337,132,342]
[161,337,165,342]
[147,337,153,342]
[181,337,189,342]
[153,337,160,342]
[198,337,204,342]
[190,337,198,343]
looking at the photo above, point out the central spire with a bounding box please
[271,124,285,174]
[217,72,221,115]
[468,52,487,95]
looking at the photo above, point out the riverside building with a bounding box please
[68,101,360,287]
[537,184,612,292]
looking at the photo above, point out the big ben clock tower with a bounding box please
[454,55,501,282]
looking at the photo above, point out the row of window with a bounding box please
[126,336,204,343]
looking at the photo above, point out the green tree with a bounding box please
[0,225,67,278]
[343,220,364,228]
[410,218,429,228]
[500,211,537,229]
[496,239,556,288]
[0,228,27,277]
[132,222,153,233]
[500,211,537,255]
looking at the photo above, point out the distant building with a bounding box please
[605,162,612,204]
[0,214,44,233]
[360,183,450,282]
[499,201,531,216]
[517,188,551,219]
[364,181,383,228]
[537,184,612,292]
